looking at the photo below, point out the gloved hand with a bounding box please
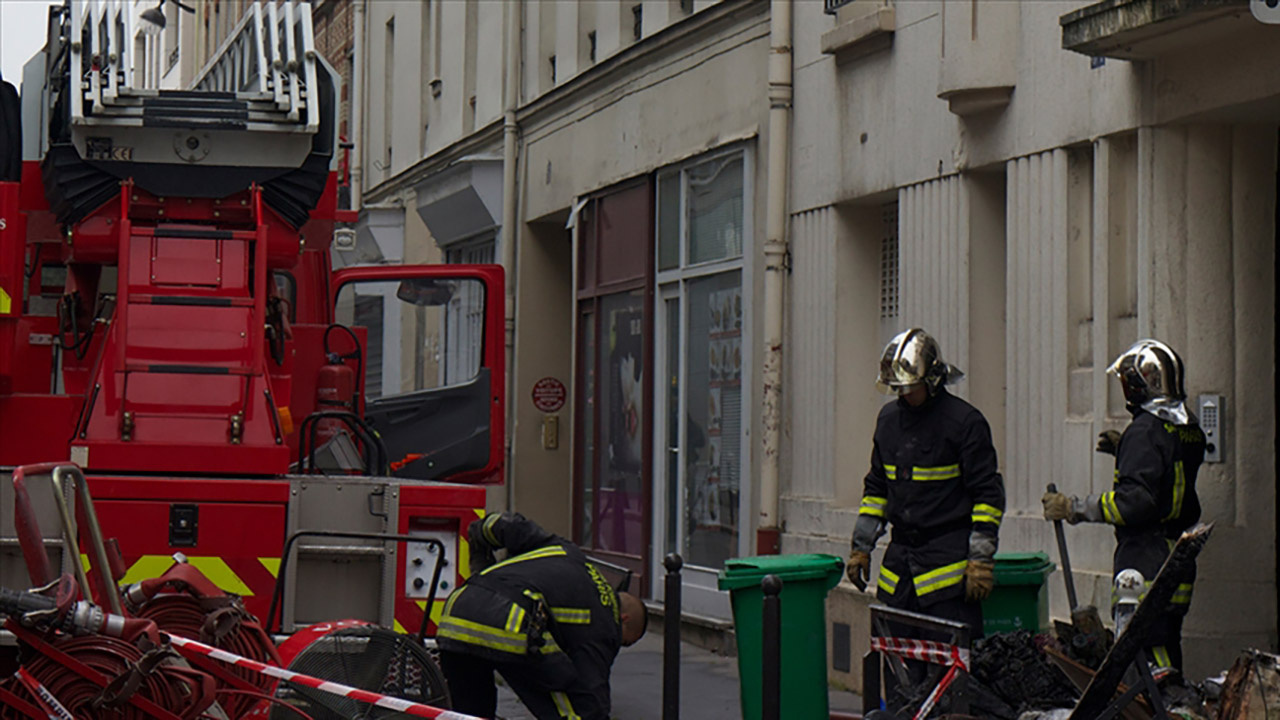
[467,519,496,573]
[1042,491,1073,522]
[846,551,871,592]
[1096,430,1122,455]
[964,560,995,602]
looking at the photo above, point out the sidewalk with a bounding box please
[496,631,862,719]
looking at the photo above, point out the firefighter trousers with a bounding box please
[439,649,600,720]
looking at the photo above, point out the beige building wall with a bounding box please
[789,0,1278,686]
[359,0,758,550]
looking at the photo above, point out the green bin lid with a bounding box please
[717,553,844,591]
[994,551,1052,569]
[993,551,1055,585]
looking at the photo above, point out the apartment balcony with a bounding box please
[1060,0,1253,60]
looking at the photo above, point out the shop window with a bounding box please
[655,148,748,571]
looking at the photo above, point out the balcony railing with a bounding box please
[825,0,856,14]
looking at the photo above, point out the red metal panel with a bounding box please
[399,483,487,509]
[79,441,290,476]
[124,305,254,364]
[394,495,486,637]
[93,499,286,620]
[149,235,222,287]
[86,476,291,503]
[0,395,78,466]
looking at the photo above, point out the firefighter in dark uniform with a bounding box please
[846,328,1006,639]
[1043,339,1205,672]
[437,512,648,720]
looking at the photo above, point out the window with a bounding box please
[655,149,749,571]
[382,17,395,174]
[588,31,597,64]
[334,278,487,401]
[549,55,557,85]
[879,202,899,342]
[632,5,643,41]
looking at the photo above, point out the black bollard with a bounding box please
[761,573,783,720]
[663,553,683,720]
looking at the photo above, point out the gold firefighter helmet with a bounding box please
[1107,339,1192,423]
[876,328,963,395]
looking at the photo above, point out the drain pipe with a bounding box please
[501,0,522,510]
[758,0,792,555]
[350,0,365,211]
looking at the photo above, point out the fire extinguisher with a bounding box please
[317,324,362,444]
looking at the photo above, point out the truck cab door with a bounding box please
[331,265,504,484]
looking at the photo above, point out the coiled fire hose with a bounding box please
[123,562,282,718]
[0,579,218,719]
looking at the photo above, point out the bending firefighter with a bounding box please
[1043,339,1205,672]
[847,328,1006,637]
[437,512,648,720]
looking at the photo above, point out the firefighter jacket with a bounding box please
[437,513,622,716]
[1101,409,1205,614]
[858,389,1005,608]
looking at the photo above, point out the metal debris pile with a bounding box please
[970,631,1080,716]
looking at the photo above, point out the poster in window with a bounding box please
[607,304,644,475]
[708,388,722,434]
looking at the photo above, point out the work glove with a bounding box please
[1042,492,1104,524]
[1096,430,1122,456]
[467,519,496,573]
[1042,491,1073,522]
[846,551,871,592]
[964,560,995,602]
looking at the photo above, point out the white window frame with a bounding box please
[650,146,753,617]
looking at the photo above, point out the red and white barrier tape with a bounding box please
[869,637,970,668]
[870,637,969,720]
[166,634,480,720]
[13,667,75,720]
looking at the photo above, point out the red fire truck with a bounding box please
[0,0,501,670]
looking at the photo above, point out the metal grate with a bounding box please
[879,202,899,321]
[825,0,857,15]
[270,625,450,719]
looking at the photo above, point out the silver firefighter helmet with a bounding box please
[876,328,963,395]
[1107,339,1192,424]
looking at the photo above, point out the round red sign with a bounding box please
[531,377,567,413]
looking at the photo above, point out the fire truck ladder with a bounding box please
[71,0,320,133]
[45,0,335,228]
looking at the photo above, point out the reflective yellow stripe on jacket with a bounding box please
[437,615,529,655]
[859,495,887,518]
[551,606,592,625]
[1100,491,1124,525]
[971,503,1003,526]
[913,560,967,597]
[480,545,568,575]
[911,464,961,481]
[877,566,899,594]
[1163,461,1186,522]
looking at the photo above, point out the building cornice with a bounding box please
[363,118,504,206]
[515,0,768,126]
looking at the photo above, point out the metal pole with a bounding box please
[762,574,782,720]
[662,553,683,720]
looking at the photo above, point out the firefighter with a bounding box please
[437,512,648,720]
[847,328,1006,639]
[1042,339,1205,672]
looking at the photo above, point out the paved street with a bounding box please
[495,631,862,719]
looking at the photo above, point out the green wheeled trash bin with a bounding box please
[982,551,1056,635]
[717,554,844,720]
